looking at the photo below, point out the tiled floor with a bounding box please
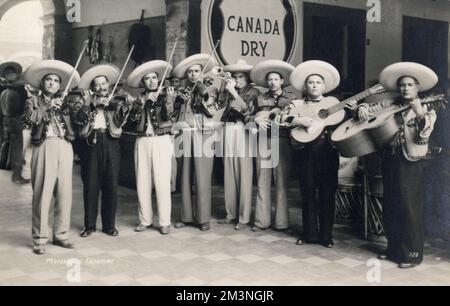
[0,167,449,286]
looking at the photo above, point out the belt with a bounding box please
[94,128,107,134]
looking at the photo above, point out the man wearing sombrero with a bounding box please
[356,62,442,268]
[217,60,260,230]
[74,64,130,238]
[279,60,357,248]
[126,60,177,235]
[0,61,29,184]
[249,59,296,233]
[22,60,80,255]
[171,53,218,232]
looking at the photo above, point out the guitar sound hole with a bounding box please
[318,109,329,119]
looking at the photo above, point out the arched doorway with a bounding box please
[0,0,70,62]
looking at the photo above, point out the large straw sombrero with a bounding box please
[250,60,295,87]
[127,60,172,88]
[379,62,438,92]
[172,54,217,79]
[290,60,340,94]
[23,60,80,90]
[79,64,120,90]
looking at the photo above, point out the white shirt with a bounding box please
[94,108,107,129]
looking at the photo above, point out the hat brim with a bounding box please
[379,62,438,92]
[127,60,172,88]
[290,60,340,94]
[250,60,295,87]
[172,54,217,79]
[79,64,120,90]
[24,60,80,90]
[224,63,253,73]
[0,61,22,76]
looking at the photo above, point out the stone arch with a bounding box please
[0,0,71,61]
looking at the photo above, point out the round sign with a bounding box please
[207,0,298,66]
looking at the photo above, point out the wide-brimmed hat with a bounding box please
[23,60,80,90]
[0,61,22,76]
[79,64,120,90]
[224,59,253,74]
[290,60,340,94]
[127,60,172,88]
[250,60,295,87]
[379,62,438,92]
[172,54,217,79]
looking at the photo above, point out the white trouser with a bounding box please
[22,129,32,180]
[134,135,172,227]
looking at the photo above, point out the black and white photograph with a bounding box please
[0,0,449,289]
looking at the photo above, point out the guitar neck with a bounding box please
[327,89,377,115]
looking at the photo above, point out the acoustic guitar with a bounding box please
[331,95,446,158]
[290,84,386,144]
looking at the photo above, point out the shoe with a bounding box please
[199,223,210,231]
[80,228,96,238]
[322,240,334,248]
[33,245,45,255]
[134,224,153,232]
[103,228,119,237]
[160,226,170,235]
[12,176,30,185]
[218,218,235,225]
[296,238,305,245]
[377,253,388,261]
[234,223,249,230]
[175,221,192,228]
[251,225,266,232]
[399,263,417,269]
[53,240,74,249]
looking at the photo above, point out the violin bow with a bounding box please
[109,45,135,102]
[156,36,179,97]
[61,40,89,100]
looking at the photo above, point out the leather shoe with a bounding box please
[135,224,153,232]
[296,238,305,245]
[12,176,31,185]
[80,228,96,238]
[53,240,74,249]
[103,228,119,237]
[199,223,210,231]
[175,221,192,228]
[33,245,45,255]
[399,263,417,269]
[235,223,249,230]
[160,226,170,235]
[377,253,388,261]
[251,225,266,232]
[218,218,235,225]
[274,227,293,235]
[322,240,334,248]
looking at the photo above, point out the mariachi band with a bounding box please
[1,43,446,270]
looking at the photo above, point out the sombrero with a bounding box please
[172,54,217,79]
[79,64,120,90]
[224,59,253,73]
[127,60,172,88]
[250,60,295,87]
[23,60,80,90]
[290,60,340,94]
[0,61,22,76]
[379,62,438,92]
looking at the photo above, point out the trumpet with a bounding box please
[212,66,236,82]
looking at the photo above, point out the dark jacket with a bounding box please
[22,94,75,145]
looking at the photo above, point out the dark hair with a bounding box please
[90,75,109,90]
[40,73,62,88]
[265,71,283,81]
[397,75,419,87]
[140,72,160,88]
[305,74,325,85]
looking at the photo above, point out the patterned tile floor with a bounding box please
[0,167,449,286]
